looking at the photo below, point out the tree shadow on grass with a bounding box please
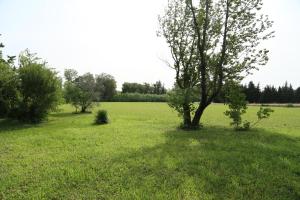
[49,110,93,118]
[49,112,76,118]
[99,127,300,199]
[0,118,36,133]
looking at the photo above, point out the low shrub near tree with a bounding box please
[95,110,109,125]
[225,82,274,131]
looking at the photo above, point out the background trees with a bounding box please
[159,0,274,129]
[220,82,300,104]
[121,81,166,95]
[243,82,261,104]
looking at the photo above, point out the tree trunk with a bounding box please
[81,106,86,113]
[191,103,208,128]
[183,104,192,127]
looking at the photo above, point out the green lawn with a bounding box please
[0,103,299,200]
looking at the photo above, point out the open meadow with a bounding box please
[0,103,299,199]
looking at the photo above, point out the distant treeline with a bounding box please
[63,68,167,104]
[122,81,167,95]
[216,81,300,104]
[112,93,167,102]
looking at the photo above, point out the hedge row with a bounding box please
[111,93,167,102]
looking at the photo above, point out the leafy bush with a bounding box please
[0,49,62,123]
[224,82,249,130]
[252,107,274,126]
[95,110,109,125]
[16,62,62,123]
[112,93,167,102]
[225,82,274,131]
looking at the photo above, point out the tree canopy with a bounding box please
[159,0,274,128]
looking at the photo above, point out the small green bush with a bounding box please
[224,82,248,130]
[225,82,274,131]
[95,110,109,125]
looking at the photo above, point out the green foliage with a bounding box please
[95,73,117,101]
[252,106,274,127]
[257,107,274,120]
[64,69,78,82]
[225,82,274,131]
[243,81,261,103]
[0,44,61,123]
[63,81,81,111]
[0,61,19,117]
[16,62,62,123]
[18,49,40,68]
[0,38,18,117]
[167,86,197,117]
[159,0,274,127]
[224,82,249,131]
[112,93,167,102]
[94,110,109,125]
[122,81,166,95]
[64,70,96,113]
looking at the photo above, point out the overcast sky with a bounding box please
[0,0,299,89]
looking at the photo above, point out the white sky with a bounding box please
[0,0,299,89]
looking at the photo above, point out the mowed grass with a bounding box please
[0,103,299,200]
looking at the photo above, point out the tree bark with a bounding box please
[183,104,192,127]
[81,106,86,113]
[191,103,209,127]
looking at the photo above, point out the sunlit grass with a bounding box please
[0,103,299,199]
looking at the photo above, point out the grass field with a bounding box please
[0,103,299,200]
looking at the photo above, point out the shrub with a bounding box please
[225,82,274,131]
[224,82,248,131]
[252,107,274,127]
[16,62,62,123]
[95,110,109,125]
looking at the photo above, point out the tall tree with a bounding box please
[64,70,96,113]
[64,69,78,82]
[95,73,117,101]
[159,0,273,128]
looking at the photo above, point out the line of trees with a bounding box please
[215,81,300,104]
[122,81,167,95]
[63,71,168,106]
